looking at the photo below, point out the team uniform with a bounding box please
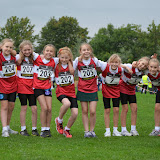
[55,64,78,108]
[120,64,144,104]
[16,54,36,106]
[99,61,122,108]
[0,51,17,102]
[73,57,100,101]
[33,54,58,98]
[147,72,160,103]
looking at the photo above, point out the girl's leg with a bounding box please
[121,104,128,128]
[45,96,52,128]
[104,108,110,128]
[1,100,9,127]
[7,102,15,126]
[89,101,97,131]
[37,95,48,127]
[31,105,37,128]
[66,108,78,128]
[59,98,71,119]
[113,107,119,127]
[20,105,27,127]
[81,101,89,131]
[130,103,137,126]
[154,103,160,127]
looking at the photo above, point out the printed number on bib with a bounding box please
[21,65,33,77]
[152,80,160,87]
[2,63,16,77]
[38,66,53,80]
[105,76,120,85]
[59,75,73,86]
[81,68,96,80]
[127,77,141,85]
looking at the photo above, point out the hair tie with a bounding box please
[59,49,63,53]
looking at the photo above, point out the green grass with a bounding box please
[0,91,160,160]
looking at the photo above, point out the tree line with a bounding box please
[0,16,160,63]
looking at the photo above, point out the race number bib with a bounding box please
[58,71,74,87]
[105,73,120,85]
[127,74,142,85]
[38,65,53,80]
[21,61,33,77]
[80,64,96,80]
[2,60,16,77]
[151,79,160,87]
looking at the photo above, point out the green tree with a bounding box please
[36,16,89,53]
[0,16,37,51]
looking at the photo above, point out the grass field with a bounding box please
[0,90,160,160]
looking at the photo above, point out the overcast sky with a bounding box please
[0,0,160,37]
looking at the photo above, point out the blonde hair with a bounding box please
[149,58,160,66]
[1,38,14,47]
[43,44,56,57]
[19,40,34,63]
[139,56,150,62]
[108,54,121,64]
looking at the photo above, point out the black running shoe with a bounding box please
[40,130,48,138]
[32,129,39,136]
[20,129,29,136]
[46,130,52,137]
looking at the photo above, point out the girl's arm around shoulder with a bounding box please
[68,61,74,75]
[121,64,133,74]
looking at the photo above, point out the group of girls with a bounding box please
[0,38,159,138]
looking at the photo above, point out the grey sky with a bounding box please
[0,0,160,37]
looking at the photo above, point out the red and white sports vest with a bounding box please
[17,60,34,94]
[77,58,98,93]
[0,52,17,94]
[120,65,143,95]
[33,55,55,89]
[148,72,160,91]
[102,64,122,98]
[55,64,76,98]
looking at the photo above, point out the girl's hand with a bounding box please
[40,54,44,60]
[132,61,137,68]
[126,67,133,75]
[151,53,157,59]
[10,50,17,56]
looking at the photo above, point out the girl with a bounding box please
[120,57,149,136]
[147,58,160,136]
[0,38,18,137]
[16,40,39,136]
[73,43,100,138]
[33,44,58,138]
[99,54,132,137]
[55,47,78,138]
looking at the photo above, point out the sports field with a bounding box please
[0,90,159,160]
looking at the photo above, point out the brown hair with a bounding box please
[43,44,56,57]
[108,54,121,64]
[19,40,33,63]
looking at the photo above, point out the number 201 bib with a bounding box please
[38,65,53,80]
[127,74,142,85]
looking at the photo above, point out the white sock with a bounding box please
[2,126,8,132]
[65,126,70,131]
[58,117,63,123]
[122,127,127,132]
[106,128,110,132]
[41,127,46,131]
[21,126,26,131]
[113,127,118,131]
[32,127,37,130]
[46,127,50,131]
[155,126,159,131]
[7,125,10,130]
[131,125,136,131]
